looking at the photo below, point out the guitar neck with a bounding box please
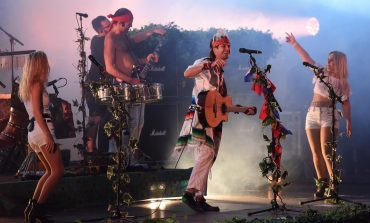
[139,38,164,78]
[226,105,249,114]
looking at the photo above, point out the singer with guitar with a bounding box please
[104,8,166,157]
[175,30,256,212]
[286,33,352,198]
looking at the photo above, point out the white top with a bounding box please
[312,74,351,101]
[24,90,51,118]
[189,58,223,104]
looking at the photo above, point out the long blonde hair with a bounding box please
[19,51,50,102]
[329,51,351,97]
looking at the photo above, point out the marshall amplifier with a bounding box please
[139,102,179,161]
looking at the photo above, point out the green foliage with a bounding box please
[218,204,370,223]
[143,218,179,223]
[129,23,280,96]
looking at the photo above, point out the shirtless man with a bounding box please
[104,8,165,157]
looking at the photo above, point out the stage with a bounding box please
[0,167,192,218]
[0,178,369,223]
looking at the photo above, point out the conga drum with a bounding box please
[0,95,11,131]
[0,107,29,148]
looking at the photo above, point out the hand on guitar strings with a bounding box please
[146,53,159,63]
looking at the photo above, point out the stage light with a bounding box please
[306,17,320,36]
[148,200,168,210]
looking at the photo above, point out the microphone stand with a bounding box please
[246,53,300,216]
[249,54,282,113]
[0,26,24,84]
[52,84,59,97]
[75,14,89,153]
[300,69,363,206]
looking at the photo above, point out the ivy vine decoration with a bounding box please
[89,80,134,213]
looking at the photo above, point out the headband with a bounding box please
[107,13,134,32]
[107,13,133,23]
[212,37,230,48]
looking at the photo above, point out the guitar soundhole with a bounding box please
[221,103,227,114]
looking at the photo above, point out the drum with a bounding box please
[132,84,151,103]
[115,83,134,102]
[0,107,29,148]
[148,83,163,103]
[97,85,112,104]
[98,84,136,104]
[0,83,29,150]
[0,98,11,131]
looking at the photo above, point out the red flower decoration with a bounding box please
[259,101,269,121]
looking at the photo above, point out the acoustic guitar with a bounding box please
[197,90,256,128]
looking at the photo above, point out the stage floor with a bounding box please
[1,182,369,223]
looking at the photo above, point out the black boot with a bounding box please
[181,191,204,212]
[195,196,220,212]
[28,202,54,223]
[24,199,37,222]
[314,178,328,198]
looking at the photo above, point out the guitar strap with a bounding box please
[218,70,227,97]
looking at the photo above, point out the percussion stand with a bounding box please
[103,83,136,222]
[75,14,89,152]
[88,55,136,222]
[300,68,363,206]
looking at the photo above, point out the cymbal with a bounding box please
[0,50,35,57]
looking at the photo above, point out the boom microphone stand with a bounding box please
[0,26,24,83]
[75,13,89,152]
[300,63,362,206]
[246,53,300,216]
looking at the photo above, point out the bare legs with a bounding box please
[306,127,338,180]
[33,145,64,204]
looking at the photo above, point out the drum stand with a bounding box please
[300,68,363,206]
[16,150,44,180]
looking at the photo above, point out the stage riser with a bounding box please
[0,168,191,216]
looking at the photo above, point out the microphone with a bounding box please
[76,12,88,18]
[47,78,62,87]
[239,48,262,54]
[88,55,106,73]
[302,62,325,73]
[0,81,6,88]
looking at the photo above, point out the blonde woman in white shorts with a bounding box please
[286,33,352,198]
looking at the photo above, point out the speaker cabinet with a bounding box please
[139,102,179,161]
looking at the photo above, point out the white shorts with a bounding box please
[28,120,55,153]
[305,106,340,130]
